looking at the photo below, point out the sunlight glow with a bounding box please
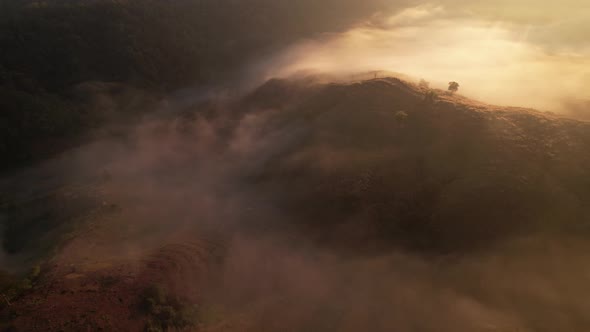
[269,5,590,113]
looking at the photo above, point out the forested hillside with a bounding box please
[0,0,386,168]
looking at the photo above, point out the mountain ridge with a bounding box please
[2,75,590,331]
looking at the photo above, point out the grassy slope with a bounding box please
[241,77,590,252]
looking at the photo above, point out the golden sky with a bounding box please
[267,1,590,116]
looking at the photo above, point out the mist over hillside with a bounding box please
[1,0,589,169]
[0,0,394,168]
[1,1,590,331]
[3,75,590,331]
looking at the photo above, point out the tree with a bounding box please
[448,81,459,94]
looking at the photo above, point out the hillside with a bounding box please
[2,76,590,331]
[239,77,590,251]
[0,0,385,169]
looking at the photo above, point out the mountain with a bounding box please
[239,77,590,251]
[2,76,590,331]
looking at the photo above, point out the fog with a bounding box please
[12,79,584,330]
[2,1,590,330]
[261,2,590,117]
[4,92,576,330]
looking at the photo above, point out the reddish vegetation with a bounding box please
[8,241,218,331]
[5,199,219,331]
[11,264,146,331]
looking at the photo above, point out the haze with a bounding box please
[266,0,590,117]
[2,1,590,330]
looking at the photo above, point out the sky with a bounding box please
[263,0,590,117]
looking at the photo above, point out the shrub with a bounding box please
[0,265,43,305]
[140,285,199,331]
[29,266,41,281]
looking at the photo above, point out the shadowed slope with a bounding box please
[240,77,590,252]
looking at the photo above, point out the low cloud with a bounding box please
[259,3,590,116]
